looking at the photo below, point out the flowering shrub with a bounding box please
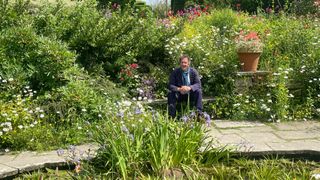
[235,31,263,53]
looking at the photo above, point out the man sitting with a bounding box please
[167,55,203,118]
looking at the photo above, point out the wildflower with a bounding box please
[5,148,9,152]
[181,115,189,123]
[57,149,64,156]
[117,111,124,118]
[69,145,76,152]
[81,108,87,112]
[311,174,320,180]
[130,63,139,69]
[123,100,132,107]
[190,111,196,118]
[98,114,102,118]
[2,128,9,132]
[0,132,2,136]
[8,78,13,82]
[203,112,211,127]
[121,125,129,134]
[40,114,44,118]
[134,107,142,115]
[18,125,23,129]
[129,134,134,141]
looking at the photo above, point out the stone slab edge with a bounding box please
[2,148,320,178]
[0,164,18,179]
[0,159,67,178]
[235,150,320,161]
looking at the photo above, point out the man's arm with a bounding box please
[168,70,179,92]
[189,69,201,91]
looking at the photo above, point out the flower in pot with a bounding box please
[235,31,263,72]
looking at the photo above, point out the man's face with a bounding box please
[180,58,190,71]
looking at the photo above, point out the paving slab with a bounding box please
[274,130,320,140]
[1,151,66,173]
[267,140,320,151]
[238,125,274,133]
[214,120,265,129]
[219,128,243,135]
[206,128,222,137]
[215,134,246,144]
[239,132,286,143]
[0,164,18,179]
[271,121,320,131]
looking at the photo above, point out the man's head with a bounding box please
[179,55,190,72]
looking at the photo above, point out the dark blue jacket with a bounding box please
[168,67,202,92]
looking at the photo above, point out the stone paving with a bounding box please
[1,120,320,178]
[209,120,320,152]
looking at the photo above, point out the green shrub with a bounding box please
[0,26,75,94]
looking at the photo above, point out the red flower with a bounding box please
[130,63,139,69]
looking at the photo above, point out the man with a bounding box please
[168,55,203,118]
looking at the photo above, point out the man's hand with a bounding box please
[178,86,191,94]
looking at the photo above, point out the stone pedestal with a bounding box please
[235,71,271,93]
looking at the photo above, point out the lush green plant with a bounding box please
[76,104,223,178]
[0,26,75,94]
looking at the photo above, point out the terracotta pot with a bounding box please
[237,52,261,72]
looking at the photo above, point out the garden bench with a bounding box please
[145,97,215,106]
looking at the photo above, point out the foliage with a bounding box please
[0,26,75,94]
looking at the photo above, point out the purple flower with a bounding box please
[203,112,211,127]
[117,111,124,118]
[190,111,196,119]
[121,125,129,134]
[68,145,76,152]
[134,107,142,115]
[129,134,134,141]
[56,149,64,156]
[181,115,189,123]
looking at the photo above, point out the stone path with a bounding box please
[1,120,320,178]
[209,120,320,153]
